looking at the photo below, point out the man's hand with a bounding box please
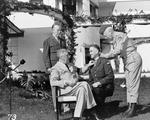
[100,53,105,58]
[92,82,101,88]
[63,72,78,87]
[65,80,76,87]
[88,60,95,67]
[47,68,52,73]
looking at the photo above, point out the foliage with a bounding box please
[0,0,76,71]
[59,26,77,62]
[0,1,77,100]
[0,0,74,27]
[14,71,50,99]
[73,11,150,33]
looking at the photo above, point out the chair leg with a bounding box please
[56,110,59,120]
[56,103,60,120]
[59,103,62,115]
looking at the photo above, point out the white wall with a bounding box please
[137,43,150,72]
[117,43,150,73]
[127,24,150,38]
[74,27,100,68]
[82,0,90,16]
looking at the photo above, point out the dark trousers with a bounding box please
[92,84,114,107]
[92,86,106,107]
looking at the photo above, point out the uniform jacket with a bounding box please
[101,32,141,72]
[89,57,114,86]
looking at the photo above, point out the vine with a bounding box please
[73,11,150,33]
[0,0,75,70]
[1,0,150,70]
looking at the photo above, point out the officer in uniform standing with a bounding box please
[100,26,142,118]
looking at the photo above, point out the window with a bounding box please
[90,1,98,17]
[85,48,91,64]
[62,0,76,15]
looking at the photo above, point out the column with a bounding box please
[82,0,90,16]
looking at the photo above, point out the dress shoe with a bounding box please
[125,103,137,118]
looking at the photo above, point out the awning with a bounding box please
[6,17,24,37]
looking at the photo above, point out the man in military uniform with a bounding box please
[100,26,142,118]
[82,44,114,109]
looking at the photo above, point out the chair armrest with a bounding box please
[55,86,61,97]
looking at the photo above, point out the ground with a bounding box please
[0,77,150,120]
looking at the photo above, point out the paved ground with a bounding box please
[0,76,150,120]
[115,72,150,78]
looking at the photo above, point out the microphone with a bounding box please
[20,59,25,65]
[0,59,26,84]
[12,59,26,71]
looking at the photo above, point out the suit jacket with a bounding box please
[89,57,114,87]
[43,33,66,69]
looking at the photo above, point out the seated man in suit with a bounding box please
[50,49,102,120]
[82,44,114,109]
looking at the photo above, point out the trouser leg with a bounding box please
[92,87,105,107]
[64,81,96,117]
[125,63,142,103]
[74,87,86,117]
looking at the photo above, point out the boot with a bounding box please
[125,103,137,118]
[122,103,131,117]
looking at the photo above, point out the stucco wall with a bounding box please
[8,27,51,71]
[74,27,100,68]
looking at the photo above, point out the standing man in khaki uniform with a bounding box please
[100,26,142,118]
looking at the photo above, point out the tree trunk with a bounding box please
[0,33,5,72]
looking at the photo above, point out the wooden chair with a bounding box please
[55,86,76,120]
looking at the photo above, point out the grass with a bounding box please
[0,77,150,120]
